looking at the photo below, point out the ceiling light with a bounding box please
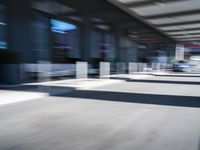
[0,22,6,26]
[156,2,165,7]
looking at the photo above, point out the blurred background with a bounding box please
[1,1,200,150]
[0,0,200,85]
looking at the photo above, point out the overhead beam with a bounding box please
[178,39,200,42]
[156,20,200,27]
[57,0,173,41]
[57,11,81,17]
[145,9,200,19]
[125,0,186,8]
[107,0,174,41]
[164,27,200,33]
[174,35,200,39]
[169,32,200,36]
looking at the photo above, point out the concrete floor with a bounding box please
[0,76,200,150]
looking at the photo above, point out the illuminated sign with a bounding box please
[51,19,76,34]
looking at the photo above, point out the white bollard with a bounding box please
[156,63,161,72]
[138,63,145,73]
[129,62,138,74]
[161,63,166,72]
[152,63,156,72]
[100,62,110,79]
[143,63,147,73]
[76,62,88,79]
[37,61,52,93]
[37,61,51,83]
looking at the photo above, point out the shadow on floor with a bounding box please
[154,74,200,78]
[127,79,200,85]
[110,76,200,85]
[57,90,200,108]
[0,84,76,95]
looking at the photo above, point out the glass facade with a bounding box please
[0,4,7,49]
[30,15,50,62]
[90,30,115,61]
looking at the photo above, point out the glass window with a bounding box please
[51,19,80,63]
[91,31,115,61]
[0,4,7,49]
[30,14,50,62]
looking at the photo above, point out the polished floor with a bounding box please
[0,76,200,150]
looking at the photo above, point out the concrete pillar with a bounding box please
[113,27,122,73]
[7,0,31,62]
[81,16,91,61]
[1,0,31,84]
[31,16,50,62]
[114,30,121,63]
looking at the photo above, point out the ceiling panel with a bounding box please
[110,0,200,41]
[178,23,200,29]
[148,14,200,25]
[131,0,200,17]
[31,1,76,15]
[160,26,184,31]
[159,24,200,31]
[173,34,200,38]
[168,30,200,35]
[177,38,200,41]
[118,0,148,3]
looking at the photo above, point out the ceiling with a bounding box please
[108,0,200,42]
[32,0,174,43]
